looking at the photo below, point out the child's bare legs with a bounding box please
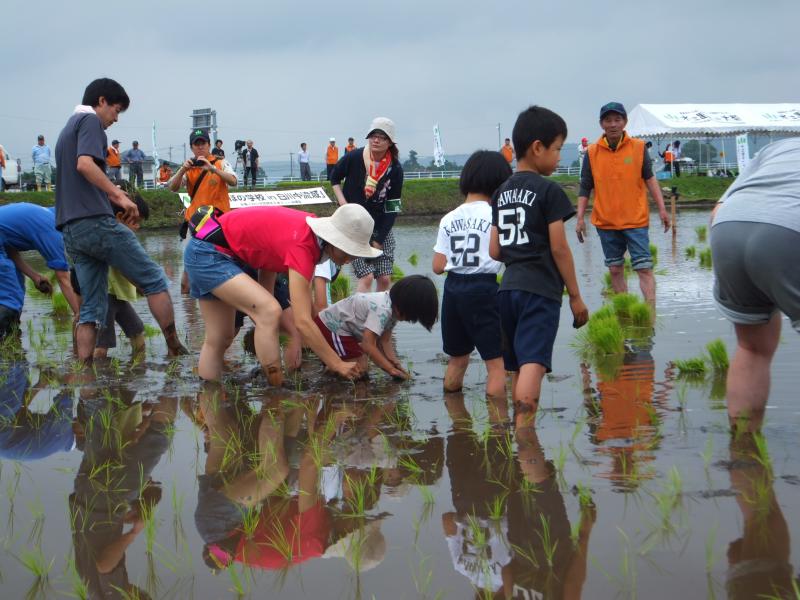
[512,362,547,428]
[93,347,108,359]
[727,313,782,431]
[130,333,145,357]
[375,274,391,292]
[485,357,506,400]
[356,273,374,293]
[443,355,469,392]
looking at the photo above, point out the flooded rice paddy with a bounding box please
[1,210,798,599]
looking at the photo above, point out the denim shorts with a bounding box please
[596,227,652,270]
[498,289,561,372]
[184,236,246,300]
[62,216,168,326]
[441,272,502,360]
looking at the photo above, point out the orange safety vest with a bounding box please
[500,145,514,163]
[345,143,356,154]
[664,150,674,163]
[587,133,648,229]
[326,145,339,165]
[184,156,231,220]
[107,146,121,168]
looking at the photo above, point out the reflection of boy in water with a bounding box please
[70,393,176,599]
[441,393,514,595]
[725,433,798,599]
[0,361,74,461]
[581,336,674,489]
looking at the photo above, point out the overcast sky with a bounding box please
[1,0,797,168]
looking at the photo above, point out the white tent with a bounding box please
[627,103,800,138]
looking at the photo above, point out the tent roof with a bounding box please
[627,103,800,137]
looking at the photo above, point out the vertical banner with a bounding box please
[151,121,160,187]
[735,133,750,172]
[433,124,445,167]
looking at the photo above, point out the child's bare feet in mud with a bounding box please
[265,363,284,387]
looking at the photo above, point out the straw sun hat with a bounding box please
[306,204,383,259]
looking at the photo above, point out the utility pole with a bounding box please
[289,153,294,179]
[497,123,501,150]
[169,146,172,162]
[183,143,186,162]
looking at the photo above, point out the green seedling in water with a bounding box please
[17,547,54,580]
[685,245,696,258]
[702,435,714,471]
[391,264,405,282]
[674,357,707,376]
[536,514,559,568]
[143,324,160,338]
[699,247,713,268]
[330,275,351,303]
[705,524,718,572]
[486,492,508,521]
[610,293,638,320]
[705,338,729,373]
[649,243,658,265]
[51,291,71,317]
[602,271,614,294]
[575,306,625,357]
[695,225,708,242]
[407,252,419,266]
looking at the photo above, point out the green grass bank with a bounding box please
[0,175,732,230]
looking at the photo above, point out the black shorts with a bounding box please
[441,272,502,360]
[498,290,561,372]
[96,295,144,349]
[233,269,292,331]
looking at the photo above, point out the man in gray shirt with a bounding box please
[710,137,800,431]
[125,140,145,187]
[55,77,187,363]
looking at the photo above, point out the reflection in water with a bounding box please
[0,361,74,461]
[581,334,674,490]
[193,381,443,580]
[442,393,594,599]
[70,386,176,599]
[726,433,798,599]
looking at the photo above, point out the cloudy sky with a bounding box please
[1,0,797,169]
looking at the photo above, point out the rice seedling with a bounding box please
[418,485,435,506]
[17,547,54,580]
[27,497,45,546]
[143,324,160,338]
[486,492,508,521]
[536,514,559,567]
[407,252,419,266]
[685,245,696,258]
[577,307,625,357]
[391,264,405,282]
[649,243,658,265]
[51,291,71,317]
[330,275,351,302]
[701,435,714,471]
[674,357,707,377]
[699,247,713,268]
[628,301,654,328]
[705,524,718,572]
[705,339,729,373]
[610,293,638,320]
[695,225,707,242]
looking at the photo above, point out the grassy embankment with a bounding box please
[0,175,732,230]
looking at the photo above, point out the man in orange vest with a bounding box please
[167,129,237,221]
[326,137,339,180]
[106,139,122,182]
[576,102,670,304]
[345,137,356,154]
[500,138,514,165]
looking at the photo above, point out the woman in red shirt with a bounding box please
[183,204,381,384]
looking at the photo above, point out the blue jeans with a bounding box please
[596,227,653,270]
[62,216,167,326]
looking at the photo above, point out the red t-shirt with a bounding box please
[234,499,330,569]
[218,206,322,281]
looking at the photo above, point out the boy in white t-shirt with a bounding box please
[432,150,512,399]
[314,275,438,379]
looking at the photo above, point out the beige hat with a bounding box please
[306,204,382,259]
[366,117,396,144]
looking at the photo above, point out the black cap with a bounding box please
[37,134,44,140]
[190,129,210,144]
[132,140,139,145]
[111,139,119,145]
[599,102,627,120]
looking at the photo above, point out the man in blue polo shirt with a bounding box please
[125,140,145,187]
[32,134,52,191]
[0,203,81,337]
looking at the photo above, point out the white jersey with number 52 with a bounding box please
[434,202,502,275]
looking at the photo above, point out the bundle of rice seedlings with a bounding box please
[705,338,729,373]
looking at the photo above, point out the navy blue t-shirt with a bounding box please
[491,171,575,301]
[55,112,112,230]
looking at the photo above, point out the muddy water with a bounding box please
[1,210,798,599]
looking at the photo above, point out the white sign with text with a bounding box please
[178,187,332,209]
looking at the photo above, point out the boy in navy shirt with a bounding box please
[489,106,589,427]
